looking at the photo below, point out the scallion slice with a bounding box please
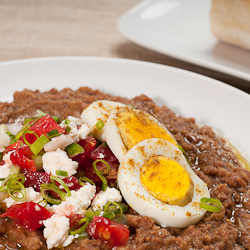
[69,217,90,235]
[47,129,61,139]
[200,197,223,212]
[96,120,104,130]
[56,170,68,177]
[16,123,31,139]
[93,159,110,191]
[50,175,71,198]
[0,153,3,162]
[84,209,101,220]
[0,173,25,192]
[23,130,39,146]
[40,183,66,205]
[65,126,71,133]
[6,132,18,144]
[7,180,26,202]
[65,119,71,125]
[103,201,125,221]
[30,135,50,155]
[79,176,95,186]
[65,143,84,157]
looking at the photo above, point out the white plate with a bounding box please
[0,56,249,160]
[118,0,250,81]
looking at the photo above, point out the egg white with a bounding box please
[118,138,210,228]
[81,100,125,142]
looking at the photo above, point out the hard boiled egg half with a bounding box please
[81,100,125,142]
[118,138,210,228]
[105,105,177,163]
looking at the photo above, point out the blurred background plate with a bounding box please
[118,0,250,81]
[0,56,249,159]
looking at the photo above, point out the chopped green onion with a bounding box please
[40,183,66,205]
[65,143,84,157]
[65,126,71,133]
[51,116,61,124]
[0,173,25,192]
[96,120,104,131]
[56,170,68,177]
[65,119,71,125]
[23,117,37,125]
[200,197,223,212]
[103,201,126,222]
[30,135,50,155]
[6,132,18,144]
[69,217,90,235]
[7,180,26,202]
[31,155,43,171]
[47,129,61,139]
[16,123,31,139]
[79,177,95,186]
[23,130,39,146]
[93,160,110,191]
[85,209,101,220]
[0,153,3,162]
[50,175,71,198]
[38,199,48,208]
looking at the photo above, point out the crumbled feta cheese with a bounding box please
[43,214,74,249]
[49,183,96,217]
[7,117,24,135]
[0,133,10,149]
[60,116,92,142]
[44,134,74,152]
[0,163,11,179]
[4,187,43,208]
[42,149,78,177]
[2,151,13,165]
[91,187,122,211]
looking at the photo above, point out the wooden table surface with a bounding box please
[0,0,249,94]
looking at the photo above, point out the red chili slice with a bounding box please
[0,202,52,230]
[86,216,129,248]
[28,115,65,137]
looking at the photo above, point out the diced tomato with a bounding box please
[22,168,50,192]
[10,150,36,172]
[0,201,52,230]
[28,115,65,137]
[69,213,84,228]
[86,216,129,248]
[85,145,119,186]
[5,141,22,152]
[17,144,33,159]
[91,144,119,165]
[72,137,97,170]
[85,160,118,187]
[55,176,82,191]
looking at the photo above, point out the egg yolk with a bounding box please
[116,107,177,150]
[140,155,194,206]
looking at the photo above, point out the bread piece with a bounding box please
[210,0,250,50]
